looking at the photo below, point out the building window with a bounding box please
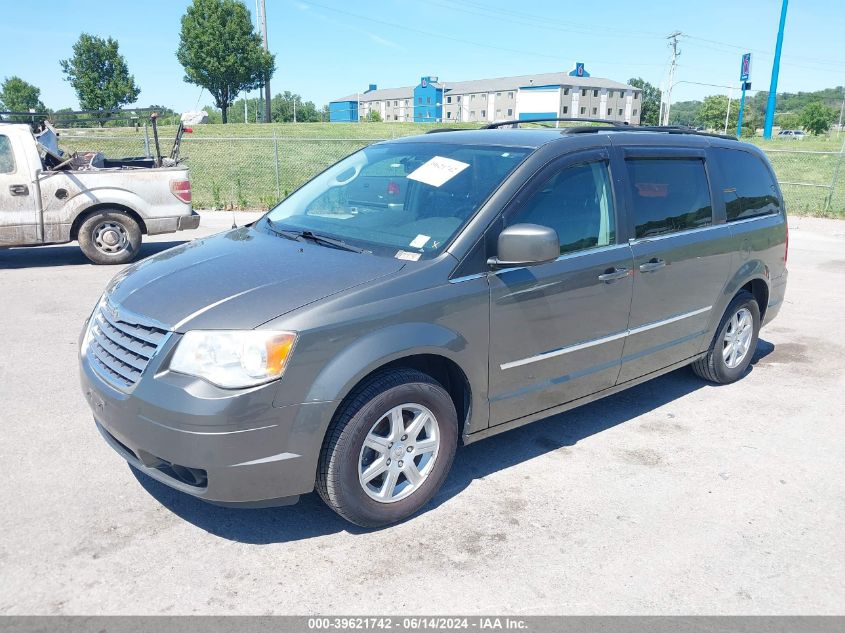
[508,92,514,99]
[563,106,568,114]
[427,97,431,104]
[633,109,638,116]
[447,111,452,119]
[592,107,597,115]
[619,108,623,115]
[593,89,599,97]
[394,100,398,106]
[480,93,487,99]
[580,106,586,115]
[607,108,612,116]
[507,108,513,116]
[563,88,570,96]
[634,93,639,99]
[496,92,501,97]
[481,109,486,118]
[581,89,587,97]
[405,100,409,106]
[470,94,475,101]
[469,110,475,118]
[418,97,422,104]
[447,96,452,104]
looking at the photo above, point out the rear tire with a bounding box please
[317,368,458,528]
[78,211,142,265]
[692,290,760,384]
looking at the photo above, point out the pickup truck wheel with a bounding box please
[692,290,760,384]
[78,211,142,265]
[317,369,458,528]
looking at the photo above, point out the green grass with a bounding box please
[55,123,845,215]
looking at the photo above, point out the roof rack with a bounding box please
[562,124,737,141]
[483,117,624,129]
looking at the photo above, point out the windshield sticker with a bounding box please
[407,156,470,188]
[409,234,430,249]
[395,250,421,261]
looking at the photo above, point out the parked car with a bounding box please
[0,123,199,264]
[80,124,788,527]
[777,129,806,140]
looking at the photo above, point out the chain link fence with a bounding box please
[56,130,845,215]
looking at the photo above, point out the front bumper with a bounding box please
[80,346,334,507]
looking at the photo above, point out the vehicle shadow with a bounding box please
[0,240,187,269]
[133,340,775,544]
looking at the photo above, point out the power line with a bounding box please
[298,1,665,68]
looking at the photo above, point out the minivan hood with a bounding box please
[106,226,405,331]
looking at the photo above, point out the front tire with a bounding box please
[692,290,761,384]
[317,369,458,528]
[78,211,142,265]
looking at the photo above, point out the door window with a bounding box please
[626,158,712,238]
[509,161,616,255]
[713,148,780,221]
[0,135,15,174]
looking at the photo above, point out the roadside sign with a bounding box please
[740,53,752,81]
[569,62,590,78]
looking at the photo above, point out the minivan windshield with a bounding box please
[264,142,530,259]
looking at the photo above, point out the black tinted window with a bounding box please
[626,158,712,238]
[510,161,616,255]
[714,149,780,221]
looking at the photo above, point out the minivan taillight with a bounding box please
[170,179,191,203]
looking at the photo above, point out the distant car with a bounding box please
[777,129,806,140]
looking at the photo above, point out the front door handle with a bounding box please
[9,184,29,196]
[639,258,666,273]
[598,267,630,282]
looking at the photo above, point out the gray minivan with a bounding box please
[79,124,788,527]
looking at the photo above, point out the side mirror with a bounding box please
[487,223,560,269]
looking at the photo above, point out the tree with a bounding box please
[0,77,46,118]
[698,94,737,132]
[365,109,383,123]
[628,77,661,125]
[60,33,140,124]
[799,101,837,135]
[177,0,275,124]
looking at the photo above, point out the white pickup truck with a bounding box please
[0,123,200,264]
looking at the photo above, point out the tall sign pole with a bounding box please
[257,0,271,124]
[737,53,751,138]
[763,0,788,139]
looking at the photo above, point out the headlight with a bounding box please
[169,330,297,389]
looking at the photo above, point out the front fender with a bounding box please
[302,321,469,406]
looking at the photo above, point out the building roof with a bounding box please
[331,71,639,104]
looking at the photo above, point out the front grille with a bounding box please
[87,302,168,390]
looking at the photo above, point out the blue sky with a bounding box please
[1,0,843,113]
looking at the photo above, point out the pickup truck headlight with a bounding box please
[170,330,297,389]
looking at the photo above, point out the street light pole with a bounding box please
[763,0,789,139]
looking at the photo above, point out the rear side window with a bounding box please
[626,158,712,239]
[0,135,15,174]
[714,148,780,221]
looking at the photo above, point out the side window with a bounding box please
[714,148,781,221]
[626,158,712,239]
[509,161,616,255]
[0,135,15,174]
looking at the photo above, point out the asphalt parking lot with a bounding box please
[0,212,843,615]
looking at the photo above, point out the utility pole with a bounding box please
[257,0,271,124]
[763,0,788,139]
[662,31,682,126]
[837,86,844,137]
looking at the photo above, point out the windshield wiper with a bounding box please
[267,222,368,254]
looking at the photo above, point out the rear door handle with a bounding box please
[639,258,666,273]
[598,267,630,282]
[9,184,29,196]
